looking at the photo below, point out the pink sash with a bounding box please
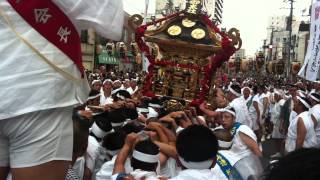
[8,0,84,75]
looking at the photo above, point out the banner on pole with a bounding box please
[298,1,320,81]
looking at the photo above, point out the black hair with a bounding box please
[264,148,320,180]
[252,85,258,94]
[91,112,112,141]
[72,109,93,129]
[230,84,241,95]
[88,89,100,97]
[102,131,126,151]
[108,109,127,125]
[310,93,320,104]
[131,140,160,172]
[123,108,139,120]
[298,97,311,111]
[176,125,218,162]
[213,128,232,142]
[120,122,144,134]
[113,90,131,101]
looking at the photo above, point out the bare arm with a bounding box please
[158,124,177,143]
[148,122,169,144]
[239,132,262,157]
[153,141,178,159]
[296,118,307,150]
[113,133,137,175]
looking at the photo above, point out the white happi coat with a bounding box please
[96,156,133,180]
[285,111,317,153]
[169,169,220,180]
[229,96,253,129]
[230,125,257,159]
[0,0,124,120]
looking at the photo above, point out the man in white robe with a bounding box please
[0,1,124,179]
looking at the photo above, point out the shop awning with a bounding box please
[98,52,119,65]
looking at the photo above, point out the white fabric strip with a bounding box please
[297,96,311,109]
[228,85,241,97]
[111,122,124,127]
[148,103,162,108]
[103,79,113,85]
[87,94,101,100]
[132,150,159,163]
[218,140,233,148]
[309,94,320,102]
[137,107,149,113]
[91,122,108,138]
[219,108,236,117]
[178,156,213,169]
[92,80,102,85]
[116,93,125,100]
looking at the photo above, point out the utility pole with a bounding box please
[269,27,275,61]
[287,0,294,78]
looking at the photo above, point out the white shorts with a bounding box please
[0,107,73,168]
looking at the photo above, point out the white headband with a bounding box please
[228,85,241,97]
[178,156,214,169]
[116,94,125,100]
[137,107,149,113]
[132,150,160,163]
[91,122,108,138]
[111,122,124,127]
[105,149,120,156]
[218,140,233,148]
[309,94,320,103]
[297,91,306,98]
[217,108,236,117]
[103,79,113,85]
[297,96,311,109]
[87,94,101,101]
[92,80,102,85]
[148,103,163,108]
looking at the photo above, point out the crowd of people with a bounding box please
[63,67,320,180]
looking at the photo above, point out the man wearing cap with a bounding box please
[227,84,253,129]
[285,97,317,153]
[0,0,124,179]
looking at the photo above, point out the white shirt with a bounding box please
[112,170,161,180]
[96,156,133,180]
[285,111,317,152]
[86,136,101,173]
[229,97,253,129]
[0,0,123,120]
[271,99,286,139]
[170,169,219,180]
[248,94,263,130]
[100,91,113,105]
[310,104,320,146]
[73,156,85,180]
[230,125,257,159]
